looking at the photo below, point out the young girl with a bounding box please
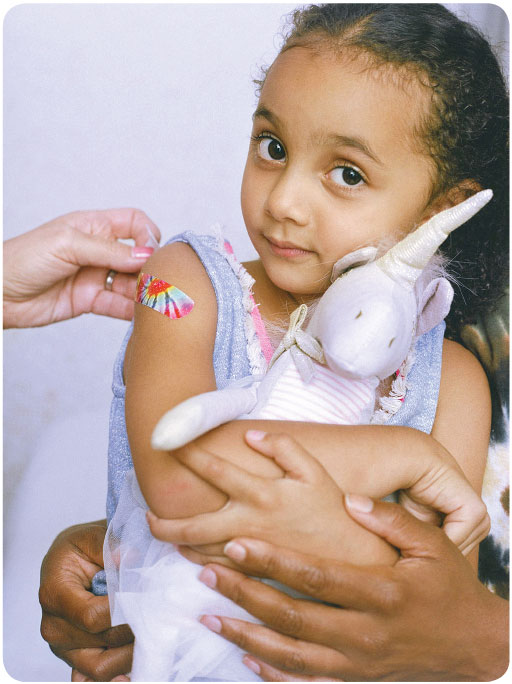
[96,3,508,681]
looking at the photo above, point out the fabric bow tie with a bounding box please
[269,304,326,383]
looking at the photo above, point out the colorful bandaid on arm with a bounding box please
[135,273,194,319]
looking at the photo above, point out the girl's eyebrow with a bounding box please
[252,106,279,126]
[320,133,383,167]
[253,106,382,167]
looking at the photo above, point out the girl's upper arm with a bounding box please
[431,338,491,493]
[124,241,220,514]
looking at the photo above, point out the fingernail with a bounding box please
[345,493,374,513]
[200,615,222,633]
[198,567,217,588]
[224,541,247,562]
[131,246,154,258]
[243,656,261,675]
[246,429,266,441]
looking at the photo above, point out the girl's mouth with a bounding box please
[265,236,314,259]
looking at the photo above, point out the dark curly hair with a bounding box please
[258,4,509,341]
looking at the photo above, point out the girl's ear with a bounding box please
[422,179,483,223]
[446,178,484,205]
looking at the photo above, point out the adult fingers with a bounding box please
[90,290,135,321]
[344,494,450,559]
[40,614,132,651]
[62,644,133,682]
[243,657,343,682]
[198,560,390,642]
[186,541,227,557]
[244,431,326,482]
[108,271,137,299]
[200,614,350,679]
[99,208,161,246]
[219,538,396,609]
[70,230,155,274]
[71,208,161,246]
[40,581,112,635]
[178,545,238,569]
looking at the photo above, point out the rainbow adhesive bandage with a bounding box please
[135,273,194,319]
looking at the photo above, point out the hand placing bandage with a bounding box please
[3,208,160,327]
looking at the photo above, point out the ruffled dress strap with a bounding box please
[384,321,446,433]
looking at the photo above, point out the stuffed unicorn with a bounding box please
[151,190,492,451]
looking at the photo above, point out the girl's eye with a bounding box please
[257,136,286,162]
[329,165,365,188]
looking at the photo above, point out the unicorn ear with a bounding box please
[415,277,454,337]
[331,246,378,281]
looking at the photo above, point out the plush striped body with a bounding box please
[257,354,377,425]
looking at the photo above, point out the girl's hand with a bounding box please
[4,208,160,328]
[147,430,490,560]
[147,431,398,567]
[193,500,508,682]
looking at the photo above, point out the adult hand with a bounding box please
[4,208,160,328]
[39,520,133,681]
[194,499,509,682]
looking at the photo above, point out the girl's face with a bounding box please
[241,47,446,298]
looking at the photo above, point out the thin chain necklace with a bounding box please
[286,291,301,307]
[283,290,303,316]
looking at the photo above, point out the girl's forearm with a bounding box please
[198,419,449,497]
[143,421,402,567]
[141,419,444,520]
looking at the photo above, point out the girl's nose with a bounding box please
[264,168,311,226]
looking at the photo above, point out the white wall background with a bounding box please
[3,3,508,681]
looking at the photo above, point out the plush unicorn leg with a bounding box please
[151,384,259,451]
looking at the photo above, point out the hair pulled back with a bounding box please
[265,4,509,339]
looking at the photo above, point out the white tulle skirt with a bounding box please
[104,469,262,682]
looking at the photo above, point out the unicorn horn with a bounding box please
[377,189,493,286]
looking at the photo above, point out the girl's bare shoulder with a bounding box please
[433,338,491,490]
[439,338,491,404]
[141,241,216,307]
[124,241,217,387]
